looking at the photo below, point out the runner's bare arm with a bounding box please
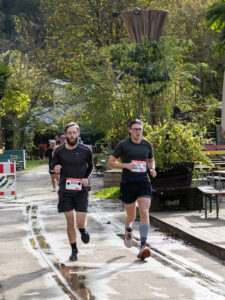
[108,155,136,171]
[148,158,157,177]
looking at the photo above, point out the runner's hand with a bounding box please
[54,165,62,174]
[125,163,136,171]
[150,169,157,178]
[82,178,89,187]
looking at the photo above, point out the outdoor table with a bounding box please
[212,170,225,176]
[195,164,212,170]
[213,162,225,167]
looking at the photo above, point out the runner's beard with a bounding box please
[67,136,78,146]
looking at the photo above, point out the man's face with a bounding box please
[49,142,56,149]
[65,125,80,146]
[129,124,143,141]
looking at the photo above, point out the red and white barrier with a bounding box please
[0,162,16,199]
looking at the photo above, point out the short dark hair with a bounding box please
[129,119,143,127]
[64,122,80,133]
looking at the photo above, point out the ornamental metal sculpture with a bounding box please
[113,7,169,43]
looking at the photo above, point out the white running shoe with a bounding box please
[137,246,151,260]
[52,187,56,192]
[124,226,133,248]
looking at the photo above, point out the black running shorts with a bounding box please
[120,181,152,204]
[58,189,89,213]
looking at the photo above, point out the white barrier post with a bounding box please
[0,162,17,199]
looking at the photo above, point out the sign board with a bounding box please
[0,162,16,199]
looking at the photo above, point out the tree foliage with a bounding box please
[0,89,30,117]
[1,50,57,149]
[0,61,10,95]
[206,0,225,51]
[10,0,225,149]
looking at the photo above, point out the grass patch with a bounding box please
[95,187,120,199]
[26,160,47,169]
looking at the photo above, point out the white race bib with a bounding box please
[66,178,82,191]
[131,160,146,173]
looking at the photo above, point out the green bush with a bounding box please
[144,120,212,171]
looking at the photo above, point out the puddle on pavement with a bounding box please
[27,205,95,299]
[54,263,95,300]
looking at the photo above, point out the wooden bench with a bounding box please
[203,145,225,157]
[207,176,225,188]
[197,186,225,218]
[103,170,122,187]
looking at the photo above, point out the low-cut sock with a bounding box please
[140,223,150,248]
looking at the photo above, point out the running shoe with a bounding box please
[80,230,90,244]
[124,226,133,248]
[69,248,78,261]
[137,246,151,260]
[52,187,56,192]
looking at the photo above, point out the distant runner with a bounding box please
[108,119,157,260]
[44,140,58,192]
[51,122,93,261]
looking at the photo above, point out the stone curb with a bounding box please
[150,214,225,261]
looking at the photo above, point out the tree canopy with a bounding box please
[1,0,225,150]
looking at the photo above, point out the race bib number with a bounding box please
[66,178,82,191]
[131,160,146,173]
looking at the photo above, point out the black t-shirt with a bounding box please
[51,144,93,191]
[113,138,153,178]
[45,148,53,165]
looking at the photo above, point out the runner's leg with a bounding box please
[50,174,56,189]
[64,210,76,243]
[53,174,58,187]
[76,211,90,243]
[137,197,151,246]
[124,202,136,226]
[123,202,136,247]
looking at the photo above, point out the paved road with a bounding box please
[1,165,225,300]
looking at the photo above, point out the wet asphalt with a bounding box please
[0,164,225,300]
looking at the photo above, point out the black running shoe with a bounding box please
[81,230,90,244]
[69,248,78,261]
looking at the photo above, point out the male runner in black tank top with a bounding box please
[51,122,93,261]
[108,119,157,260]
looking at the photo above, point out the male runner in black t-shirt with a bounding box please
[51,122,93,261]
[108,119,157,260]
